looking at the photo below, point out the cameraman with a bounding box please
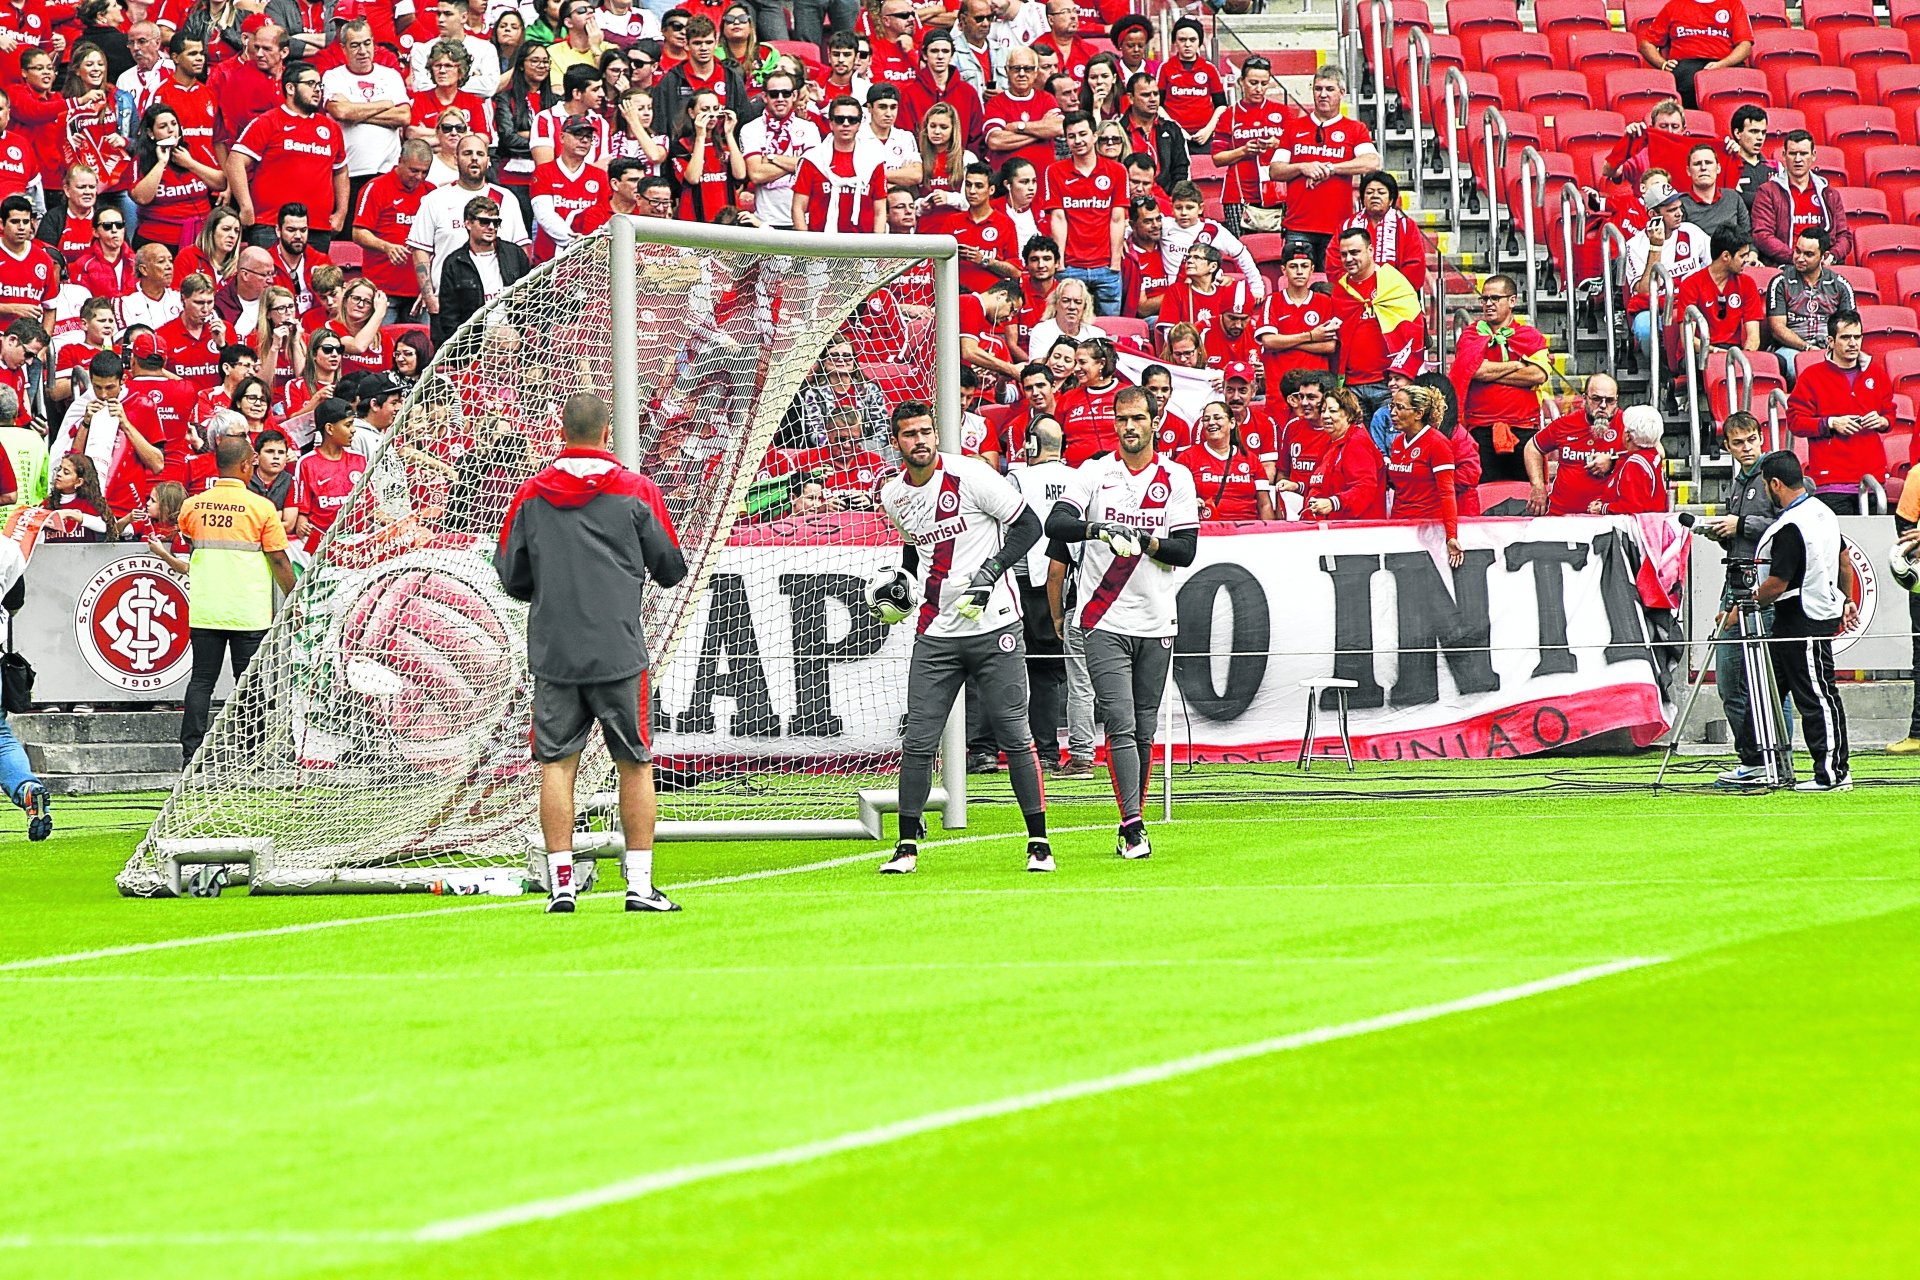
[1754,451,1855,791]
[1700,412,1793,786]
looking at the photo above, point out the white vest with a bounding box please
[1756,493,1844,622]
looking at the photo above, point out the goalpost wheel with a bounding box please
[121,223,969,897]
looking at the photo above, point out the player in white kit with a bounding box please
[869,401,1054,873]
[1044,385,1200,859]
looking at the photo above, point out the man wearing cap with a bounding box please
[1448,273,1549,482]
[434,196,531,346]
[530,116,609,259]
[1330,226,1423,421]
[1254,240,1336,407]
[1623,178,1709,370]
[177,432,297,763]
[1221,360,1280,480]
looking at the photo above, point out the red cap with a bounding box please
[1221,360,1255,382]
[1388,345,1426,378]
[129,331,165,362]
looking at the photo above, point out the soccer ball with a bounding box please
[1890,539,1920,594]
[864,566,918,625]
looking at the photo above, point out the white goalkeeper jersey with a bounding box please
[1059,453,1200,637]
[880,452,1028,638]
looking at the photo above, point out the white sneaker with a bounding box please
[1716,764,1769,787]
[1793,774,1853,792]
[879,842,918,874]
[625,889,680,912]
[1116,827,1152,860]
[544,893,576,914]
[1026,842,1055,873]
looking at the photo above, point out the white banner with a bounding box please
[654,513,1683,763]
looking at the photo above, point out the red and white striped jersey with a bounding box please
[880,452,1030,638]
[1058,453,1199,637]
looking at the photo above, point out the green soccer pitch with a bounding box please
[4,764,1918,1280]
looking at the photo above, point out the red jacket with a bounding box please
[1786,354,1895,490]
[901,69,985,154]
[1601,447,1668,514]
[1304,425,1386,520]
[69,246,137,299]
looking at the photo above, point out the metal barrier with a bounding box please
[1442,66,1470,242]
[1482,104,1508,251]
[1766,386,1789,452]
[1724,346,1753,416]
[1407,26,1431,210]
[1517,144,1548,320]
[1647,262,1673,417]
[1859,475,1887,515]
[1680,303,1709,491]
[1559,182,1586,366]
[1368,0,1389,152]
[1339,0,1362,107]
[1600,222,1629,373]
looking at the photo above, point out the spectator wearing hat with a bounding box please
[1622,179,1709,369]
[1109,14,1157,81]
[1254,239,1335,404]
[1330,226,1422,421]
[1635,0,1751,111]
[530,116,611,258]
[1200,291,1257,372]
[228,62,349,249]
[1449,272,1548,482]
[123,328,201,492]
[1220,358,1280,478]
[433,196,530,346]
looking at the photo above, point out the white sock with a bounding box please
[622,848,653,895]
[546,851,575,896]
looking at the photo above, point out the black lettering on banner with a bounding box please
[1173,564,1269,720]
[1533,704,1571,747]
[1503,541,1590,678]
[1486,715,1520,758]
[1381,549,1500,708]
[1590,530,1655,665]
[675,573,782,736]
[779,573,890,737]
[1317,554,1386,709]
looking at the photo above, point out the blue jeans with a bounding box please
[0,712,39,807]
[790,0,855,46]
[1061,266,1123,317]
[1717,587,1794,765]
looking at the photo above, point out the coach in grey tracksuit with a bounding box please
[495,392,688,912]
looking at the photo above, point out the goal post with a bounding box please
[119,217,968,898]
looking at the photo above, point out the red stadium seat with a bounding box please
[1904,188,1920,228]
[1445,0,1524,59]
[1239,233,1293,267]
[1763,108,1808,153]
[1566,30,1643,104]
[1798,0,1879,66]
[1855,228,1920,305]
[1834,188,1891,231]
[1619,0,1663,37]
[1811,145,1850,188]
[1892,0,1920,52]
[1744,0,1790,30]
[1604,68,1680,120]
[1873,68,1920,146]
[1834,29,1914,96]
[1693,68,1769,138]
[1857,305,1920,364]
[1751,29,1823,103]
[1434,72,1503,163]
[1550,109,1628,187]
[1897,265,1920,313]
[329,240,364,273]
[1515,70,1594,120]
[1783,67,1860,123]
[1862,145,1920,209]
[1093,316,1151,351]
[1886,350,1920,423]
[1833,264,1882,306]
[1820,108,1903,186]
[1400,33,1467,126]
[1499,150,1578,238]
[1705,351,1787,418]
[1467,109,1543,197]
[1478,32,1554,106]
[1533,0,1610,68]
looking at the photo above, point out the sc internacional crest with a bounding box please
[74,554,192,692]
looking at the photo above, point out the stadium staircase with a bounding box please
[13,711,184,794]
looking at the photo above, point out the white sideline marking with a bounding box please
[710,876,1920,899]
[0,956,1666,1250]
[0,825,1117,974]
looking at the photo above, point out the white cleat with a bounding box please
[1026,842,1055,873]
[879,843,918,874]
[625,889,681,912]
[1793,774,1853,793]
[1116,827,1152,860]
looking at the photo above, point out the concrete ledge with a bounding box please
[28,743,185,775]
[10,710,185,745]
[41,772,181,796]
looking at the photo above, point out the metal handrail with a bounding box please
[1600,222,1628,372]
[1442,66,1470,242]
[1368,0,1388,153]
[1765,386,1790,452]
[1725,346,1753,415]
[1681,304,1710,492]
[1648,261,1674,424]
[1429,244,1451,371]
[1559,181,1586,366]
[1860,474,1886,515]
[1483,104,1507,250]
[1517,144,1547,320]
[1407,26,1431,208]
[1341,0,1362,105]
[1766,387,1789,452]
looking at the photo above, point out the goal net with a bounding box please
[119,222,959,897]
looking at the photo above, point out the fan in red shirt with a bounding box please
[1054,337,1131,464]
[1590,406,1670,514]
[529,120,610,260]
[1272,369,1331,504]
[1786,310,1897,504]
[760,407,896,510]
[0,194,56,325]
[1044,114,1127,289]
[1447,273,1549,481]
[1302,385,1385,520]
[790,96,887,234]
[1254,242,1337,406]
[1031,1,1094,87]
[1138,364,1193,455]
[1160,243,1248,334]
[956,278,1025,387]
[0,98,37,203]
[1636,0,1753,110]
[982,51,1064,181]
[351,144,431,311]
[0,0,58,87]
[154,277,228,391]
[1268,67,1378,261]
[210,24,289,151]
[1155,19,1226,144]
[1334,171,1426,291]
[866,0,921,90]
[230,64,350,239]
[1669,229,1762,357]
[156,36,219,168]
[293,397,370,553]
[1210,56,1292,228]
[124,332,202,490]
[950,160,1021,293]
[1220,362,1280,479]
[1011,236,1061,360]
[1178,399,1274,521]
[1524,374,1627,516]
[1200,297,1258,372]
[1383,382,1462,564]
[1118,197,1174,320]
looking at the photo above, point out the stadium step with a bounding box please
[1685,680,1917,752]
[12,711,184,795]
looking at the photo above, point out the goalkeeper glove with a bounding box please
[1088,522,1142,558]
[953,557,1006,621]
[864,566,918,625]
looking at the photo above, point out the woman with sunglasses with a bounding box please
[913,103,974,237]
[494,43,557,215]
[128,102,224,249]
[283,327,346,429]
[422,105,471,185]
[719,4,780,88]
[174,207,242,288]
[410,40,493,147]
[795,338,891,448]
[672,90,747,221]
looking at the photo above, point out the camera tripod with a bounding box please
[1657,573,1794,789]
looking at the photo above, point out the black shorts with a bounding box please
[532,672,652,764]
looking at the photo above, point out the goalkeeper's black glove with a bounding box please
[1085,522,1142,557]
[953,556,1007,621]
